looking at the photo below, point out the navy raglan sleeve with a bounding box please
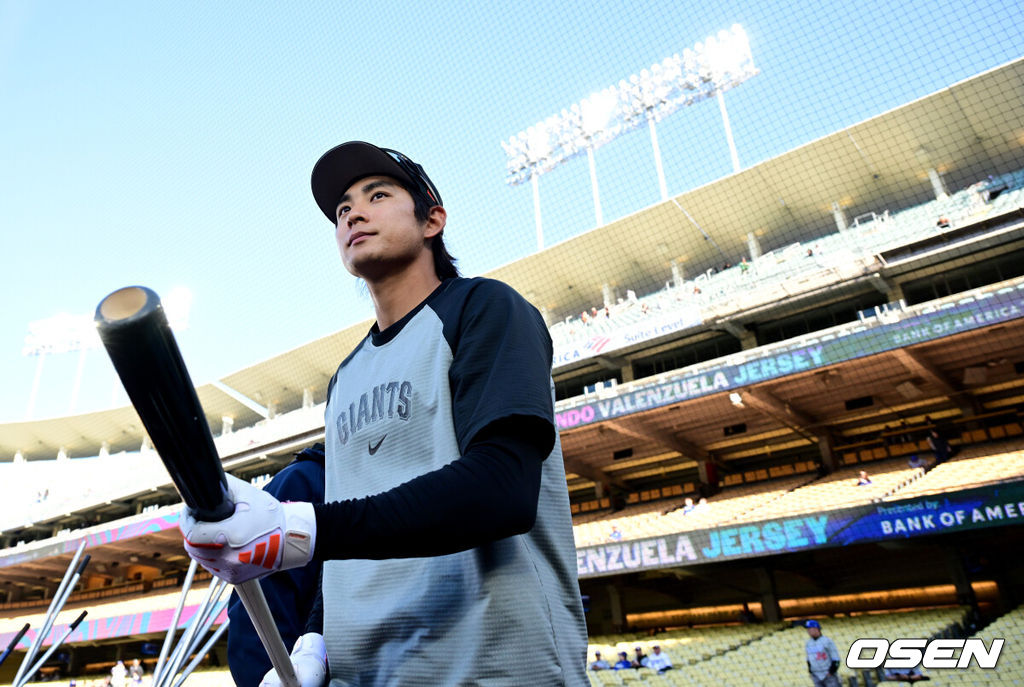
[310,281,558,561]
[445,279,556,454]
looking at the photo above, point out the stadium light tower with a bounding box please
[503,23,758,229]
[578,88,619,227]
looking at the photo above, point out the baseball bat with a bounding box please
[94,286,299,687]
[0,623,29,669]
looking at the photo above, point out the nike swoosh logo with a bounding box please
[368,434,387,455]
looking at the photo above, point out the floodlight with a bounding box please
[502,23,759,239]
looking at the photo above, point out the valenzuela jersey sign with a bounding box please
[556,278,1024,431]
[576,480,1024,578]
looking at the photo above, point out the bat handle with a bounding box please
[236,580,300,687]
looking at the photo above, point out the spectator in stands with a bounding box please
[681,497,695,514]
[128,659,143,686]
[613,652,632,670]
[631,646,648,669]
[883,665,930,682]
[226,444,325,687]
[898,420,912,444]
[110,661,126,687]
[936,215,951,229]
[927,429,954,464]
[806,248,814,258]
[908,454,927,469]
[692,284,702,296]
[803,620,841,687]
[740,257,750,274]
[609,525,623,541]
[856,470,872,486]
[646,645,673,674]
[738,603,757,624]
[589,651,610,670]
[695,497,709,512]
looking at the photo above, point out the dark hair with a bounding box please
[409,188,459,280]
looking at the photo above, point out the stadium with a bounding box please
[2,13,1023,687]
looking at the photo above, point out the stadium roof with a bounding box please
[2,57,1023,461]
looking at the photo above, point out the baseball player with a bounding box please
[180,141,588,685]
[804,619,841,687]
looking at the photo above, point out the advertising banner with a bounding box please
[553,304,703,368]
[557,280,1024,431]
[576,480,1024,578]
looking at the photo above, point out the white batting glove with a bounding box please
[259,633,328,687]
[180,473,316,584]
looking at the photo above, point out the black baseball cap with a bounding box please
[310,141,443,224]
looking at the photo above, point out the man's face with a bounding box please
[652,647,661,655]
[807,627,821,639]
[334,175,441,280]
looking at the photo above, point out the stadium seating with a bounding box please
[929,605,1024,685]
[572,475,817,547]
[888,437,1024,500]
[731,458,923,523]
[586,607,968,686]
[552,166,1024,357]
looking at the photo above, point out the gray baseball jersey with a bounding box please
[323,277,588,686]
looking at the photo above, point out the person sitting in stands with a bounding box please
[613,652,632,670]
[646,645,674,674]
[936,216,951,228]
[609,525,623,541]
[927,429,955,464]
[589,651,610,671]
[856,470,872,486]
[681,497,695,514]
[631,646,648,669]
[884,665,931,682]
[908,454,927,469]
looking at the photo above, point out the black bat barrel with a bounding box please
[95,286,233,522]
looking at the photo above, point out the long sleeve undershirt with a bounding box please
[311,415,552,561]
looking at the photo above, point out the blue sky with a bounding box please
[1,0,1020,423]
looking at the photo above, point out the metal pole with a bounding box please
[24,353,46,420]
[531,172,543,250]
[181,595,229,667]
[68,349,88,414]
[170,620,229,687]
[648,116,668,200]
[169,614,230,687]
[152,560,197,687]
[157,576,223,687]
[0,624,29,669]
[716,90,741,173]
[13,542,86,687]
[15,612,87,687]
[586,145,603,227]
